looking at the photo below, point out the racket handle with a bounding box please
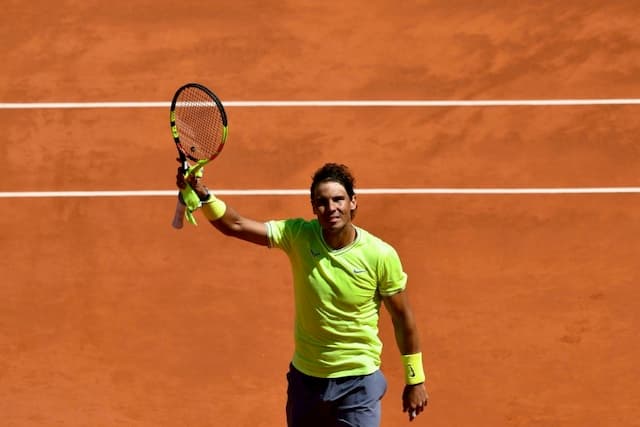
[172,194,186,229]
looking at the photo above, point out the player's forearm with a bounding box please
[394,315,428,389]
[188,180,266,244]
[383,292,422,354]
[207,204,270,246]
[392,316,421,355]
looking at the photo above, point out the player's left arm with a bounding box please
[382,290,429,421]
[383,290,421,353]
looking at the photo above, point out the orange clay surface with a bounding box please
[1,2,640,426]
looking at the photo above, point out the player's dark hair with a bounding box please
[310,163,356,198]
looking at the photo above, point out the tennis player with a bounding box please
[177,163,428,426]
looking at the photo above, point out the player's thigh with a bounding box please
[336,370,387,427]
[286,364,331,427]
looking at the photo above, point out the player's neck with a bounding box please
[323,223,357,250]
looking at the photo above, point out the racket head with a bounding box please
[170,83,228,163]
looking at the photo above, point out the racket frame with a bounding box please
[170,83,228,229]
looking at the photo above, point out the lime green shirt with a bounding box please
[266,218,407,378]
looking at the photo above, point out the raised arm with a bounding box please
[177,168,270,247]
[209,203,270,246]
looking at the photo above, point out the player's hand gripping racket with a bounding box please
[170,83,228,229]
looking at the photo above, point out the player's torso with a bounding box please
[289,222,381,313]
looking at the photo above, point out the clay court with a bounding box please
[1,2,640,426]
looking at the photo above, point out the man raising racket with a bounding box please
[177,163,428,426]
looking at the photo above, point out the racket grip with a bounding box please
[172,194,186,229]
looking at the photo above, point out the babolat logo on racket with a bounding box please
[170,111,179,139]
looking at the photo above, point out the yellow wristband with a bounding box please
[201,195,227,221]
[402,352,426,385]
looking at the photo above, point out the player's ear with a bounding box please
[350,194,357,219]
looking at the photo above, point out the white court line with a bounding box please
[0,188,639,198]
[1,99,640,109]
[0,100,636,197]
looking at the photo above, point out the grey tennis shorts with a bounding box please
[286,363,388,427]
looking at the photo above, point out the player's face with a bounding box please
[312,181,357,233]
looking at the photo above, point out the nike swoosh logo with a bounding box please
[352,268,367,274]
[310,248,321,257]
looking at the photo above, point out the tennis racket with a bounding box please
[170,82,228,229]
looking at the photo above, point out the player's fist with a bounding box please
[185,169,209,200]
[176,166,188,189]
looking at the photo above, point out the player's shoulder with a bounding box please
[267,217,316,248]
[270,217,310,227]
[269,217,317,236]
[355,226,398,255]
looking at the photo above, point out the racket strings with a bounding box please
[174,87,226,161]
